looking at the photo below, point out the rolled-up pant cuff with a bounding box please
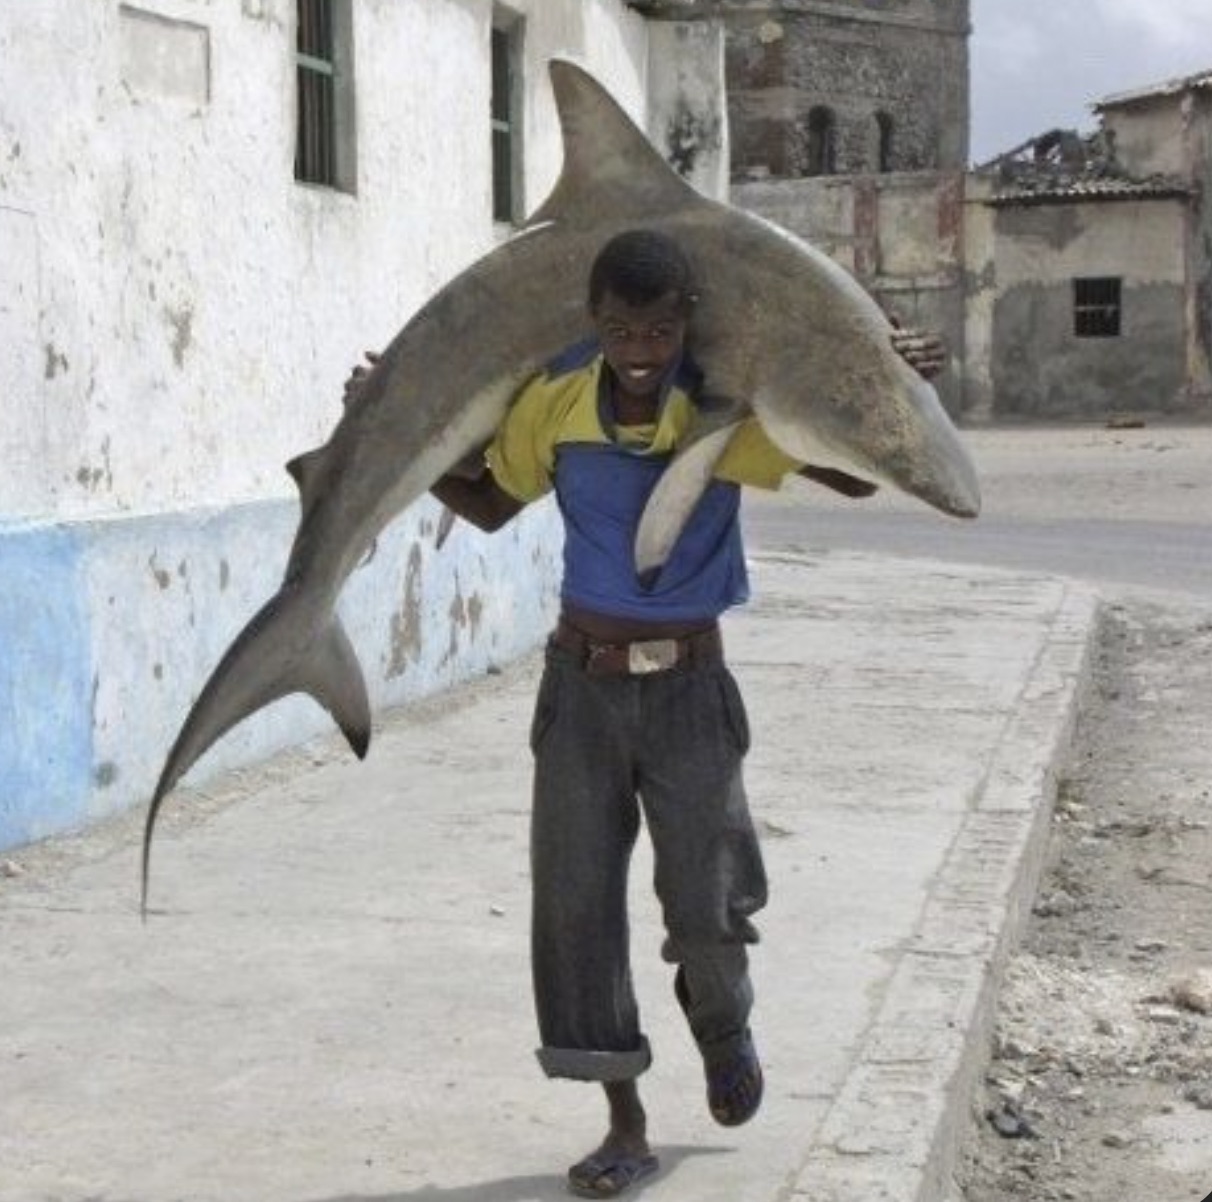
[536,1037,652,1082]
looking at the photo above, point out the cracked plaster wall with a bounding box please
[0,0,654,847]
[734,170,968,415]
[971,196,1189,419]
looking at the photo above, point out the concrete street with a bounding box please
[0,551,1095,1202]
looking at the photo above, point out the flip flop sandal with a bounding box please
[567,1150,660,1198]
[707,1030,764,1127]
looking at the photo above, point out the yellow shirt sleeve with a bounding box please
[485,373,558,503]
[715,418,803,490]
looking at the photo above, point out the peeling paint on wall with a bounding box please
[44,344,68,379]
[148,554,172,590]
[665,104,722,179]
[444,584,466,666]
[74,437,114,493]
[467,591,484,640]
[163,303,194,367]
[387,542,424,678]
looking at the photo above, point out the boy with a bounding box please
[349,228,942,1198]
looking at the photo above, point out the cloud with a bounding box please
[973,10,1043,74]
[1098,0,1208,52]
[968,0,1211,160]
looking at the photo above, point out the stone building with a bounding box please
[715,0,971,415]
[964,71,1212,420]
[722,0,969,179]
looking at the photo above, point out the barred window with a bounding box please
[1073,277,1122,338]
[491,14,524,223]
[806,106,837,177]
[295,0,356,191]
[875,111,894,173]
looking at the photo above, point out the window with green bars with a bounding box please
[491,16,523,223]
[295,0,356,191]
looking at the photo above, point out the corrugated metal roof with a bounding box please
[1094,69,1212,111]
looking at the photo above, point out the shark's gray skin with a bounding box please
[141,58,979,910]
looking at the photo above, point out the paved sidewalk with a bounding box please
[0,552,1097,1202]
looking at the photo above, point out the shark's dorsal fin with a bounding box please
[529,59,704,225]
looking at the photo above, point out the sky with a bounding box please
[969,0,1212,163]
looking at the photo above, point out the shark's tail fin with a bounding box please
[140,587,371,917]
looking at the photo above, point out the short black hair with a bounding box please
[588,228,696,312]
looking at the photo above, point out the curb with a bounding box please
[786,581,1103,1202]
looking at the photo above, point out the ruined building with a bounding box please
[966,71,1212,419]
[716,0,972,414]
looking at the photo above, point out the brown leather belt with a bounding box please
[552,618,723,677]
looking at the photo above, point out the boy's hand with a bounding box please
[444,445,490,481]
[343,350,382,408]
[798,464,879,498]
[888,321,946,381]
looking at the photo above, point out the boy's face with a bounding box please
[592,289,688,403]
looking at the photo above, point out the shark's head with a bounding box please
[681,214,981,519]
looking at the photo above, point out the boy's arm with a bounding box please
[430,468,523,532]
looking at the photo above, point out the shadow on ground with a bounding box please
[306,1142,734,1202]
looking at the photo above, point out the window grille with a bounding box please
[1073,277,1122,338]
[491,20,522,223]
[295,0,355,190]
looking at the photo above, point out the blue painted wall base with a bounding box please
[0,498,561,851]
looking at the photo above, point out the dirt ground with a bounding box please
[953,597,1212,1200]
[948,423,1212,1201]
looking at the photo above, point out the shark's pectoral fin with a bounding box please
[635,402,751,582]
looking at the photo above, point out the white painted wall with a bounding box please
[0,0,677,846]
[0,0,650,523]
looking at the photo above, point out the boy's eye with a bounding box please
[603,325,676,343]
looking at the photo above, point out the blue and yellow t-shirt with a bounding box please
[487,339,801,623]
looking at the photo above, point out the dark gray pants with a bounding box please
[530,643,767,1082]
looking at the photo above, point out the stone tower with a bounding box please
[720,0,970,180]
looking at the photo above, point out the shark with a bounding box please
[141,58,979,911]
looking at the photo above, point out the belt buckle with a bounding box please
[628,638,679,674]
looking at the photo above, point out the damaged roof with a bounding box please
[1094,68,1212,111]
[977,127,1191,208]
